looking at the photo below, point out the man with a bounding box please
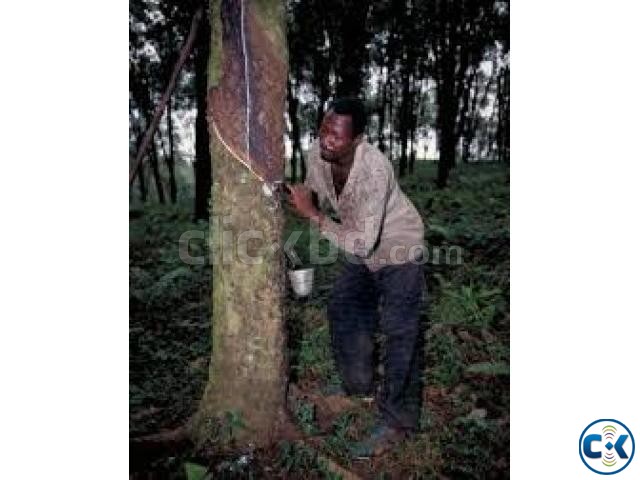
[288,98,426,456]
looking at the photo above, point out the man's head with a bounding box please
[319,97,366,164]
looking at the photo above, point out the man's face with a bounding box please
[319,111,358,164]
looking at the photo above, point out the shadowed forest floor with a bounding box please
[130,162,510,479]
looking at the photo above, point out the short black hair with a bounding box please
[327,97,366,138]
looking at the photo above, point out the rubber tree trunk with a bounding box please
[189,0,288,448]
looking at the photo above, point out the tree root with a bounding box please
[130,383,365,479]
[129,424,191,468]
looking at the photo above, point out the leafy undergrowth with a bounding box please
[129,205,211,438]
[130,162,510,479]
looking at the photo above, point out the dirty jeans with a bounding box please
[327,258,426,430]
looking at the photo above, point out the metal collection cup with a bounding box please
[288,267,314,297]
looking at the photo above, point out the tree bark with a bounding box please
[476,63,495,160]
[497,66,510,163]
[166,96,178,203]
[316,63,329,132]
[461,67,479,164]
[409,83,417,174]
[398,67,410,178]
[189,0,288,448]
[313,18,330,133]
[287,76,304,182]
[133,121,148,202]
[388,77,395,163]
[376,66,387,153]
[138,165,147,203]
[138,163,147,202]
[436,51,457,188]
[398,62,416,177]
[149,132,166,203]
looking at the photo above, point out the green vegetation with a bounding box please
[130,162,510,478]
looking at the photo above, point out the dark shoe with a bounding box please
[349,423,407,458]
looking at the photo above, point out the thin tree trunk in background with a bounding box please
[409,127,416,173]
[166,96,177,203]
[388,79,395,162]
[133,122,148,202]
[499,66,510,163]
[158,128,168,161]
[496,68,505,163]
[476,66,495,161]
[461,67,479,164]
[149,133,166,203]
[398,67,410,177]
[138,164,148,201]
[409,81,417,174]
[382,9,396,159]
[287,76,304,182]
[167,96,175,162]
[193,11,212,220]
[316,71,329,132]
[190,0,288,448]
[139,84,166,204]
[377,67,387,152]
[137,156,148,202]
[299,140,306,182]
[397,44,411,175]
[488,91,499,161]
[436,53,457,188]
[313,24,330,133]
[387,55,397,161]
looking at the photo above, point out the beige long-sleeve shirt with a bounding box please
[304,139,425,271]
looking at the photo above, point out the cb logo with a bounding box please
[579,419,635,475]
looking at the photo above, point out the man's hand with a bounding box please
[287,184,323,225]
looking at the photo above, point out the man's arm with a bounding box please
[288,140,325,214]
[318,169,389,258]
[289,168,390,259]
[301,141,325,207]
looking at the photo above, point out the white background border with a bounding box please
[511,1,640,478]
